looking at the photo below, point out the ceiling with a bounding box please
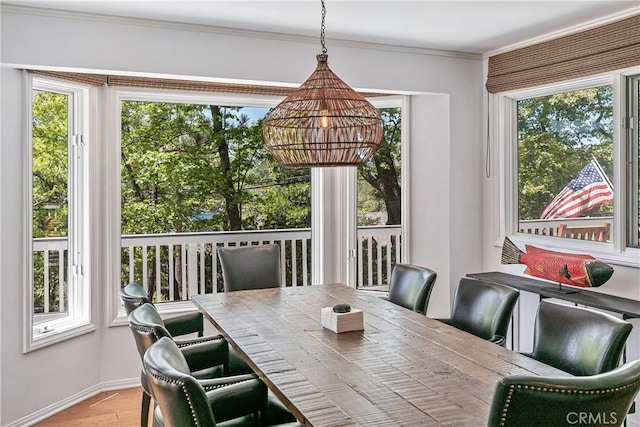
[3,1,638,54]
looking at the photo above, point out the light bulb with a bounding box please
[319,109,332,129]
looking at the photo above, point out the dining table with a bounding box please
[192,283,568,427]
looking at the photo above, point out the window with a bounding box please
[114,91,312,318]
[356,106,403,287]
[497,70,640,266]
[26,76,93,351]
[517,84,614,242]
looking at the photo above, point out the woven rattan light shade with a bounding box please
[262,54,383,167]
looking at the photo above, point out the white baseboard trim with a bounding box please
[4,377,139,427]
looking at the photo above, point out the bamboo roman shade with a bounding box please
[486,14,640,93]
[30,71,385,98]
[31,70,108,87]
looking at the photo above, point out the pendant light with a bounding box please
[262,0,383,167]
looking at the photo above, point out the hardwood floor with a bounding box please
[35,387,146,426]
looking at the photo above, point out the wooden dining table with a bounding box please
[192,283,568,427]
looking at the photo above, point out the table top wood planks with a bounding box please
[192,283,567,427]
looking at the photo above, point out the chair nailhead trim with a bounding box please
[131,324,162,340]
[181,384,200,427]
[499,378,640,427]
[202,378,254,391]
[177,336,224,348]
[148,371,255,424]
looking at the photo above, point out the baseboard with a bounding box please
[4,377,139,427]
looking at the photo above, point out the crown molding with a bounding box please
[483,7,640,59]
[1,4,481,61]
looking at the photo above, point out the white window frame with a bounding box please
[494,68,640,268]
[24,75,95,352]
[625,74,640,248]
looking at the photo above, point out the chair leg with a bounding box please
[141,390,151,427]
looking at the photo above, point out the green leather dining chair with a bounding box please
[385,263,437,315]
[127,303,239,427]
[144,337,300,427]
[217,244,281,292]
[120,281,204,337]
[527,300,633,376]
[487,359,640,427]
[437,278,519,346]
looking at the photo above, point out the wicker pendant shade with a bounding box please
[262,2,383,167]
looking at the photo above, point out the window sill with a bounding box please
[26,318,96,353]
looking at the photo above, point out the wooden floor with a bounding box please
[35,387,145,426]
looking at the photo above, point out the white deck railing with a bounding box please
[518,217,613,238]
[32,225,402,313]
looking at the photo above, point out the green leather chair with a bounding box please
[144,337,301,427]
[120,281,204,337]
[487,359,640,427]
[528,300,633,376]
[385,263,437,315]
[217,244,281,292]
[437,278,519,346]
[128,303,238,427]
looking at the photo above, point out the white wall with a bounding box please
[1,7,483,425]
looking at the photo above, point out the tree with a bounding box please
[358,108,402,225]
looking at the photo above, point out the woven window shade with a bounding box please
[486,14,640,93]
[29,70,386,98]
[31,70,107,87]
[106,75,294,96]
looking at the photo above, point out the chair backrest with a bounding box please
[449,278,519,342]
[487,359,640,427]
[531,300,632,376]
[120,282,152,315]
[387,264,437,315]
[127,303,172,361]
[217,244,281,292]
[558,221,610,242]
[144,337,218,427]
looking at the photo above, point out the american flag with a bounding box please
[540,159,613,219]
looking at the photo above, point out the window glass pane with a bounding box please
[120,101,311,299]
[357,107,402,286]
[517,86,614,243]
[32,90,69,324]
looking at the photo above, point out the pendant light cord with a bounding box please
[320,0,327,53]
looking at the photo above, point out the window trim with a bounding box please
[625,74,640,248]
[24,74,96,352]
[493,68,640,269]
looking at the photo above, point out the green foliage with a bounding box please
[518,86,613,220]
[32,91,69,238]
[121,103,317,235]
